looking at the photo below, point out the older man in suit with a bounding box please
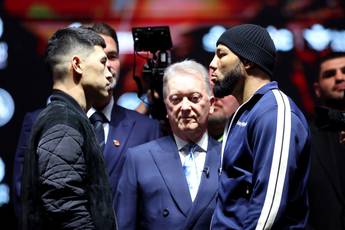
[115,60,220,230]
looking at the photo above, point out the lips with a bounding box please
[334,82,345,91]
[210,75,217,85]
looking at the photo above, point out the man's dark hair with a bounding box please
[45,27,106,70]
[91,22,119,52]
[317,52,345,81]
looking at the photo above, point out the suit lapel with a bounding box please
[103,106,135,173]
[184,138,220,229]
[150,136,193,217]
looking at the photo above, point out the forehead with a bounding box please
[166,73,206,93]
[216,44,232,53]
[215,44,239,59]
[320,56,345,72]
[88,45,106,58]
[100,34,118,52]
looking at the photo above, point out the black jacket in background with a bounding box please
[21,90,117,230]
[308,110,345,230]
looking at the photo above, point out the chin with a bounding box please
[181,125,199,132]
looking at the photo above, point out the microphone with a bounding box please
[203,166,210,178]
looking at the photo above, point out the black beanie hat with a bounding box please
[216,24,276,77]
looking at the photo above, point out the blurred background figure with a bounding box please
[308,52,345,230]
[207,96,239,141]
[208,68,239,141]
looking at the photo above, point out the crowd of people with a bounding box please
[12,22,345,230]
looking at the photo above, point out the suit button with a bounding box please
[162,208,169,217]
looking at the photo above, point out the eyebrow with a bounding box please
[321,66,345,77]
[106,51,119,56]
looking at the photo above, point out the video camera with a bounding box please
[132,26,173,120]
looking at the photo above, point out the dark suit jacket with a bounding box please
[13,109,42,218]
[104,105,162,197]
[13,104,161,218]
[308,122,345,230]
[115,135,221,230]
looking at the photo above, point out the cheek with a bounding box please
[320,80,333,90]
[111,60,120,70]
[198,104,210,117]
[166,105,179,117]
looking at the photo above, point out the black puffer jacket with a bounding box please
[22,90,116,230]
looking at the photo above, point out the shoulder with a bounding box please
[36,103,87,136]
[27,108,44,120]
[114,105,160,125]
[247,90,308,133]
[208,137,221,151]
[38,123,84,151]
[127,136,172,156]
[42,123,83,139]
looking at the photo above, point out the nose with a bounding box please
[105,65,113,82]
[209,55,217,72]
[106,58,114,74]
[335,68,345,82]
[181,97,192,111]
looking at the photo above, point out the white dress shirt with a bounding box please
[174,132,208,200]
[87,97,114,143]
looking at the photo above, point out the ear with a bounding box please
[209,96,216,114]
[72,55,83,75]
[242,59,254,70]
[313,82,321,98]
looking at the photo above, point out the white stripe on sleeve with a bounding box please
[255,90,291,230]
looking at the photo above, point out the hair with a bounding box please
[45,27,105,77]
[162,60,211,98]
[317,52,345,81]
[91,22,119,52]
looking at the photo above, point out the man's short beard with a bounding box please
[213,62,243,98]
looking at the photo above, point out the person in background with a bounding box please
[21,27,116,230]
[308,52,345,230]
[115,60,220,230]
[86,23,162,199]
[207,95,238,141]
[207,69,239,141]
[13,22,161,221]
[209,24,310,229]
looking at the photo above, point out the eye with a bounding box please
[321,69,336,79]
[189,93,202,103]
[169,95,182,105]
[107,52,119,60]
[100,57,107,65]
[216,49,227,58]
[341,66,345,74]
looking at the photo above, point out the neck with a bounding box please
[208,120,226,140]
[242,72,270,104]
[94,92,112,110]
[323,100,345,112]
[53,83,88,111]
[178,129,206,144]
